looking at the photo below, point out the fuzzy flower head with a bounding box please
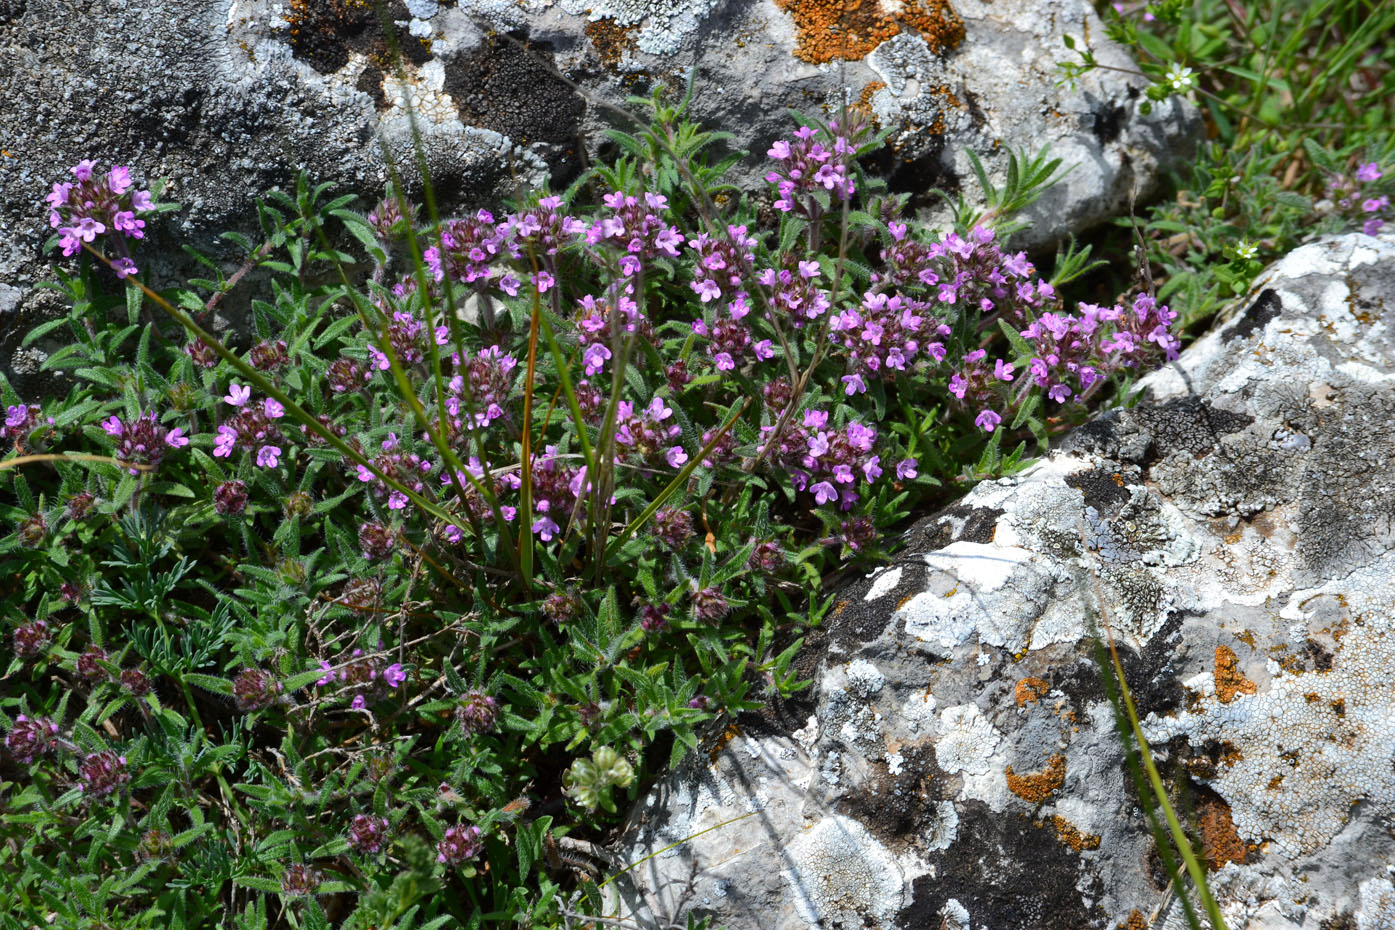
[44,161,156,274]
[437,824,484,865]
[5,715,62,764]
[102,411,189,475]
[80,749,131,797]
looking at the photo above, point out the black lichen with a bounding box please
[1225,288,1282,343]
[443,32,585,149]
[899,803,1106,930]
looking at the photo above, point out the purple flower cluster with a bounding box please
[317,648,407,709]
[437,823,484,865]
[1326,162,1389,236]
[760,409,882,510]
[456,689,498,735]
[445,346,518,434]
[830,289,953,384]
[756,258,832,330]
[44,161,155,278]
[1021,294,1179,404]
[356,432,432,511]
[101,411,189,475]
[875,223,1051,322]
[765,124,857,215]
[4,404,43,442]
[573,289,648,377]
[366,310,450,372]
[5,714,61,763]
[583,190,685,278]
[614,397,687,469]
[426,209,508,288]
[347,813,391,853]
[80,748,131,797]
[501,194,585,268]
[688,224,757,307]
[214,384,284,467]
[233,668,283,712]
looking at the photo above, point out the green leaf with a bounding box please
[183,673,233,696]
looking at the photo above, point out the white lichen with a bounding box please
[557,0,721,56]
[844,660,887,698]
[1144,555,1395,857]
[935,704,1001,775]
[864,566,903,602]
[782,815,905,928]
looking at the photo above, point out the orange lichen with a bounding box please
[1014,676,1050,707]
[585,18,638,70]
[706,721,742,763]
[1005,754,1066,803]
[856,80,886,114]
[1051,815,1101,852]
[1122,910,1149,930]
[1214,645,1257,703]
[775,0,965,65]
[1197,796,1249,870]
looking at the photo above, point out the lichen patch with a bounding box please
[1213,645,1258,704]
[1005,754,1066,803]
[1015,676,1050,707]
[774,0,964,64]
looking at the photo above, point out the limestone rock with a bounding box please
[0,0,1195,390]
[612,232,1395,930]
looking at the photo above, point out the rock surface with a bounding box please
[611,231,1395,930]
[0,0,1196,390]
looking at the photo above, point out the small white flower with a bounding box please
[1236,239,1258,260]
[1165,63,1196,91]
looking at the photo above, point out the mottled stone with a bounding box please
[612,233,1395,930]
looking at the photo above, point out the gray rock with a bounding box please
[611,232,1395,930]
[0,0,1196,392]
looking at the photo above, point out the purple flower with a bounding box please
[768,140,791,159]
[534,271,555,293]
[994,358,1016,381]
[532,516,560,541]
[5,715,61,764]
[233,668,283,712]
[666,446,688,468]
[437,824,484,865]
[255,445,281,468]
[383,664,407,688]
[263,398,284,419]
[1356,162,1383,183]
[975,409,1002,432]
[224,383,251,406]
[79,749,131,797]
[896,458,918,480]
[693,279,721,302]
[841,373,867,396]
[348,814,391,854]
[810,481,839,505]
[1364,218,1385,236]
